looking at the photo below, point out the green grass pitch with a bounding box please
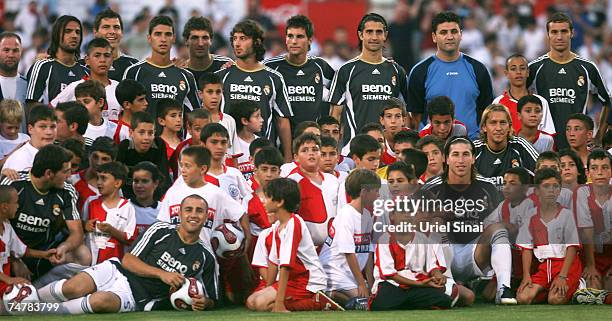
[7,304,611,321]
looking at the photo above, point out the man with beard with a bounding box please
[182,16,233,83]
[0,32,27,106]
[26,15,88,109]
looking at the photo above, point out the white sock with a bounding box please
[490,228,512,290]
[56,295,93,314]
[37,279,68,303]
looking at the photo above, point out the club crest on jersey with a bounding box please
[52,204,61,216]
[391,75,396,86]
[314,73,320,84]
[179,80,186,91]
[263,85,271,96]
[512,159,519,168]
[228,184,240,200]
[192,260,201,271]
[577,76,585,87]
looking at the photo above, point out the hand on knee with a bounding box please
[547,294,567,305]
[516,291,533,305]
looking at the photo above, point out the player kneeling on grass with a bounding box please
[37,195,218,313]
[246,178,343,312]
[516,168,581,305]
[371,209,474,310]
[319,169,380,309]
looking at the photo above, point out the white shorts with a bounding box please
[450,237,492,282]
[83,259,136,313]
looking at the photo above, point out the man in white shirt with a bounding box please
[0,32,28,130]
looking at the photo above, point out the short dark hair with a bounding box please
[505,53,527,70]
[604,130,612,147]
[156,98,182,119]
[350,134,381,159]
[357,13,388,50]
[181,145,211,167]
[200,122,229,143]
[317,116,340,128]
[345,168,381,199]
[517,95,542,113]
[534,167,561,185]
[387,161,417,181]
[197,72,222,90]
[94,8,123,31]
[31,144,73,177]
[116,79,147,107]
[504,167,532,184]
[75,79,105,102]
[567,113,594,131]
[86,37,112,55]
[285,15,314,39]
[0,32,21,43]
[182,16,213,41]
[432,11,462,33]
[294,121,320,138]
[254,146,283,168]
[56,101,89,135]
[28,104,57,126]
[131,111,155,129]
[394,130,420,147]
[187,109,211,125]
[416,135,445,152]
[292,132,320,155]
[547,12,573,32]
[249,137,272,156]
[149,15,174,35]
[400,148,428,177]
[61,138,85,161]
[264,178,301,212]
[0,185,16,203]
[587,149,612,169]
[133,161,163,183]
[91,136,118,160]
[360,122,384,135]
[228,100,260,132]
[181,194,208,209]
[320,135,338,150]
[231,20,265,61]
[537,151,561,168]
[97,161,129,185]
[427,96,455,118]
[379,98,406,117]
[559,148,587,184]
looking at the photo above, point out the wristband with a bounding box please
[558,275,568,280]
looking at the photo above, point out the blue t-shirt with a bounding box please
[407,53,493,140]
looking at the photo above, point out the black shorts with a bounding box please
[370,282,451,311]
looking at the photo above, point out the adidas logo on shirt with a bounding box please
[68,71,75,77]
[296,70,305,76]
[558,68,566,75]
[35,198,45,206]
[244,76,253,82]
[372,69,381,75]
[493,159,501,165]
[158,71,167,78]
[109,66,115,71]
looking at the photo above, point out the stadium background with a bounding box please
[0,0,610,319]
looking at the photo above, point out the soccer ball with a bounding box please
[2,283,40,315]
[210,223,245,259]
[169,277,204,311]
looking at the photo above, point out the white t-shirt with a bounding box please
[3,142,38,171]
[319,204,373,291]
[516,207,580,260]
[84,118,118,147]
[235,135,253,167]
[0,133,30,159]
[0,75,27,103]
[50,79,121,121]
[0,222,27,273]
[205,165,252,202]
[218,112,240,156]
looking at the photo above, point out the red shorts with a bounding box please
[595,253,612,276]
[271,280,314,300]
[253,279,267,293]
[531,258,582,302]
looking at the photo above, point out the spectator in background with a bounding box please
[123,14,150,60]
[245,0,276,35]
[320,40,343,71]
[496,12,521,57]
[158,0,180,38]
[389,0,419,72]
[518,17,546,61]
[459,15,483,55]
[14,1,46,48]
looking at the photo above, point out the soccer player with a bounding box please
[575,149,612,290]
[74,80,118,147]
[113,79,149,142]
[516,95,555,154]
[566,113,593,167]
[493,54,554,134]
[0,32,27,106]
[3,104,56,173]
[198,72,239,155]
[319,169,380,306]
[122,15,200,119]
[246,178,342,312]
[286,133,339,246]
[417,96,467,141]
[407,11,492,140]
[0,100,29,163]
[216,20,293,162]
[1,145,89,284]
[329,13,408,151]
[474,104,539,186]
[37,194,218,313]
[90,9,138,81]
[54,101,89,144]
[416,135,445,183]
[182,16,233,82]
[421,137,516,304]
[52,38,121,120]
[70,136,116,211]
[156,98,183,159]
[26,15,87,107]
[82,161,136,264]
[559,149,587,191]
[530,12,610,147]
[516,168,581,305]
[264,15,335,127]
